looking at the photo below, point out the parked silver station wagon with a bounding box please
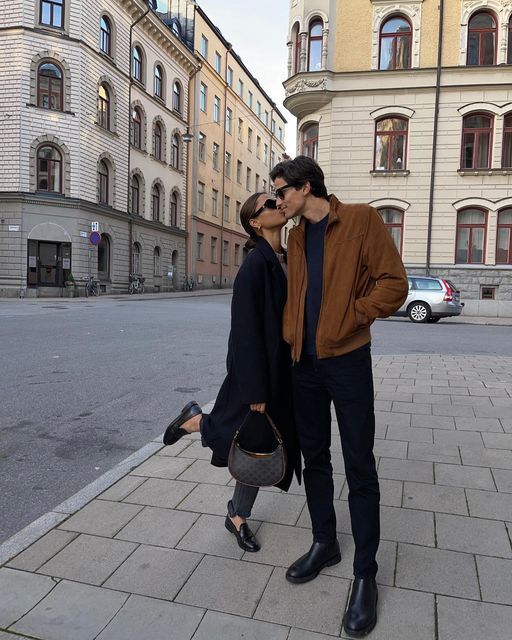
[393,276,464,323]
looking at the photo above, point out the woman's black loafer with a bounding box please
[163,401,202,445]
[225,516,261,552]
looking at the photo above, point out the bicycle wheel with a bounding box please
[129,282,134,294]
[93,284,99,296]
[140,283,145,294]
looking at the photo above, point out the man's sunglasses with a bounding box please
[251,198,278,219]
[274,183,298,200]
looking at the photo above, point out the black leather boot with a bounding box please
[343,577,378,637]
[286,540,341,583]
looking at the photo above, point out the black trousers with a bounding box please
[292,343,379,578]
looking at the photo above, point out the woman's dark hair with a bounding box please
[240,192,266,250]
[269,155,328,200]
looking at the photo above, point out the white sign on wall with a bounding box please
[91,222,99,232]
[8,225,20,231]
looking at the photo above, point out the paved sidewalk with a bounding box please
[1,355,512,640]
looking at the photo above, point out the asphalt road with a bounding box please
[1,294,511,543]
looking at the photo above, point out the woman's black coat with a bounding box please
[200,237,301,491]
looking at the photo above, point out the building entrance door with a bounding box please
[27,240,71,287]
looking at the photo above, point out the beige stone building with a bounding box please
[187,5,287,289]
[285,0,512,310]
[0,0,197,297]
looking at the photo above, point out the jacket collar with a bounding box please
[254,237,284,265]
[292,194,342,243]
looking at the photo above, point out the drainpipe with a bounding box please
[426,0,444,276]
[185,57,201,282]
[127,4,150,280]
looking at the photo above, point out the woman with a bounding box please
[164,192,301,552]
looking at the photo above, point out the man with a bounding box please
[270,156,408,637]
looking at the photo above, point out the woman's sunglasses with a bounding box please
[251,198,278,219]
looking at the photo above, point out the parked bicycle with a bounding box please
[129,273,145,294]
[181,276,195,291]
[84,275,99,297]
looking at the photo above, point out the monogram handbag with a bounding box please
[228,411,287,487]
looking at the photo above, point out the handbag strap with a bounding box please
[233,410,284,446]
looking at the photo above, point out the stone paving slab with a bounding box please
[2,354,512,640]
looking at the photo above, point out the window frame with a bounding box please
[307,19,323,72]
[455,208,487,264]
[132,46,143,83]
[170,192,178,226]
[171,134,180,170]
[97,83,110,130]
[153,121,163,160]
[153,246,161,277]
[130,174,140,214]
[496,209,512,265]
[460,112,493,170]
[131,107,142,148]
[36,144,62,193]
[100,15,112,56]
[301,123,319,160]
[373,116,409,171]
[502,114,512,168]
[37,61,63,111]
[152,184,161,222]
[154,65,164,100]
[378,207,404,255]
[172,81,182,112]
[98,159,109,205]
[378,14,412,71]
[39,0,64,29]
[467,11,497,66]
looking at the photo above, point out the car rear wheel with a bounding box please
[408,302,430,323]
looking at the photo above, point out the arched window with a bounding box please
[374,117,408,171]
[97,83,110,129]
[293,23,301,74]
[152,184,161,221]
[154,246,161,276]
[461,113,493,169]
[497,209,512,264]
[133,46,143,82]
[379,208,404,254]
[308,20,323,71]
[467,12,497,66]
[170,192,178,226]
[98,160,109,204]
[502,114,512,168]
[131,107,142,148]
[379,15,412,70]
[97,235,110,279]
[37,145,62,192]
[456,209,487,264]
[154,122,163,160]
[37,62,63,110]
[130,175,140,214]
[154,65,163,99]
[100,16,112,56]
[171,134,180,169]
[132,242,141,275]
[301,124,319,160]
[173,81,182,112]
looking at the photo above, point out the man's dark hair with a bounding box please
[270,155,329,200]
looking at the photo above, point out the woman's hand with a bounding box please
[250,403,266,413]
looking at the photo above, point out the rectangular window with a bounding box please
[213,96,220,123]
[236,201,241,224]
[270,151,275,168]
[224,195,230,221]
[226,107,232,134]
[198,132,206,162]
[262,178,267,191]
[200,35,208,58]
[255,173,260,191]
[198,181,205,211]
[234,243,240,266]
[225,152,231,178]
[278,127,283,142]
[263,143,268,165]
[256,136,261,159]
[271,119,276,134]
[238,79,244,98]
[197,232,204,260]
[480,285,496,300]
[238,118,243,141]
[246,167,251,191]
[212,189,218,216]
[248,128,253,151]
[223,240,229,266]
[40,0,64,28]
[236,160,242,183]
[200,82,207,112]
[257,101,262,118]
[211,236,217,263]
[264,111,269,127]
[227,66,233,87]
[213,142,219,170]
[247,90,253,109]
[215,51,222,74]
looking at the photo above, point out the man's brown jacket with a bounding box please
[284,195,408,362]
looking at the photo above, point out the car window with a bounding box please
[414,278,442,290]
[407,278,414,290]
[445,280,458,291]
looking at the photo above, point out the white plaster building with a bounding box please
[0,0,198,296]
